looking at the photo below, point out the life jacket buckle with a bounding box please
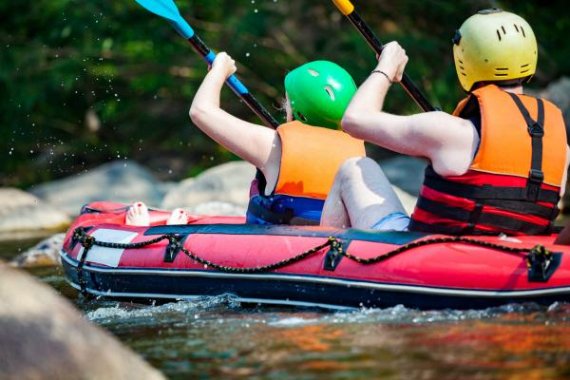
[528,122,544,137]
[527,169,544,202]
[529,169,544,183]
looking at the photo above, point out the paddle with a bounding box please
[135,0,279,128]
[331,0,435,112]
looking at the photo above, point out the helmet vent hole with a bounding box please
[496,29,502,41]
[494,67,509,77]
[520,26,526,37]
[520,63,530,74]
[514,24,519,33]
[324,86,336,101]
[307,69,319,77]
[501,26,506,34]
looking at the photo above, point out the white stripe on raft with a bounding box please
[76,229,139,267]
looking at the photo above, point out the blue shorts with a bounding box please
[370,212,410,232]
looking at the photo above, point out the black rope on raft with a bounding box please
[70,227,553,276]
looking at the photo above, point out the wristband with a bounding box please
[371,69,392,83]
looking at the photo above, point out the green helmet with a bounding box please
[284,60,357,129]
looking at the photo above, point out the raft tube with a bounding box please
[60,201,570,310]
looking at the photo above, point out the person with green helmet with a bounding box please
[185,52,365,225]
[321,9,569,236]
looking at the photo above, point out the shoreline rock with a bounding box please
[29,160,166,216]
[0,188,70,241]
[10,233,65,268]
[0,264,165,380]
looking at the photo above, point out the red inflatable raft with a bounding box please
[60,201,570,310]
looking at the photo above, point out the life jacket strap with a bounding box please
[414,197,553,235]
[423,167,560,204]
[507,93,546,202]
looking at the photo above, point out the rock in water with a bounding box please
[10,233,65,268]
[0,264,165,380]
[162,161,256,210]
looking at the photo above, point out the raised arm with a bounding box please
[341,42,479,176]
[189,52,277,171]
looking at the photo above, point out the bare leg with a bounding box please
[125,202,150,226]
[321,157,407,229]
[321,171,351,228]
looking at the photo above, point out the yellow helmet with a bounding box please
[453,9,537,92]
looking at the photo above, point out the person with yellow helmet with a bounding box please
[321,9,569,235]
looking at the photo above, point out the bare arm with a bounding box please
[189,52,277,172]
[342,42,479,176]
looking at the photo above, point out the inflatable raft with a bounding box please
[60,201,570,310]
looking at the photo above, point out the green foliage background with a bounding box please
[2,0,569,187]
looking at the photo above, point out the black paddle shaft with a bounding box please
[187,34,280,129]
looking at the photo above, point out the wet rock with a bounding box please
[162,161,256,210]
[0,188,70,240]
[29,160,166,216]
[0,264,165,380]
[10,233,65,268]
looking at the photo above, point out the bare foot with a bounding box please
[125,202,150,226]
[166,208,189,225]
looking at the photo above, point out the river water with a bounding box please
[3,237,570,379]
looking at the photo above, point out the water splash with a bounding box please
[86,294,242,325]
[265,302,568,327]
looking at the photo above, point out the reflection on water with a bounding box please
[2,241,570,379]
[81,296,570,379]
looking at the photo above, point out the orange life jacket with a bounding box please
[246,121,365,225]
[409,85,567,235]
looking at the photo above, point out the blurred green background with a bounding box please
[2,0,569,187]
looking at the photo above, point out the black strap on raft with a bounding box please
[323,238,348,271]
[164,234,185,263]
[527,245,562,282]
[71,227,174,294]
[72,227,95,294]
[71,227,562,284]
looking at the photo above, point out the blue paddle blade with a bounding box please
[135,0,195,38]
